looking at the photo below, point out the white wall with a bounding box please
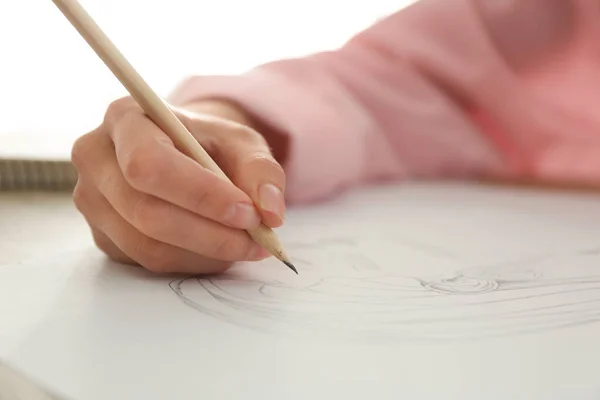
[0,0,410,157]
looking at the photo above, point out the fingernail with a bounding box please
[226,203,261,229]
[258,183,285,221]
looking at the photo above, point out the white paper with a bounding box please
[2,183,600,399]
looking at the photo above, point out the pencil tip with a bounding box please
[283,260,298,275]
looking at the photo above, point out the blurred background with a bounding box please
[0,0,410,162]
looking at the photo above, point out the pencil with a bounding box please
[50,0,297,274]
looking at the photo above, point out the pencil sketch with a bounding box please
[170,237,600,343]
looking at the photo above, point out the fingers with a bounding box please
[90,227,136,266]
[75,180,135,265]
[103,98,261,230]
[72,180,232,274]
[71,95,290,275]
[73,128,267,263]
[200,120,287,228]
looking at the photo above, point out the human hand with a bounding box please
[71,97,288,274]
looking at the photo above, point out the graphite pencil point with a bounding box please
[283,260,298,275]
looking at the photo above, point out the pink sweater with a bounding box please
[169,0,600,204]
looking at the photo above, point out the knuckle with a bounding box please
[71,131,97,169]
[121,146,161,190]
[189,183,211,214]
[213,235,235,259]
[104,97,137,126]
[247,153,285,182]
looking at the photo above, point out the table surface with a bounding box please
[0,192,91,266]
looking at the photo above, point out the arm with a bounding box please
[170,0,598,202]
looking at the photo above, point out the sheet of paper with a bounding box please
[2,183,600,399]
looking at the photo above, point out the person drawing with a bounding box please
[71,0,600,274]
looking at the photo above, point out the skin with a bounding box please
[71,97,290,274]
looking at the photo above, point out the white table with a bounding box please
[2,185,600,400]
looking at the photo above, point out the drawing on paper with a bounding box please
[169,237,600,343]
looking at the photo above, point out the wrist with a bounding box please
[182,99,290,165]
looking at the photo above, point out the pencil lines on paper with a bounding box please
[423,276,499,294]
[169,237,600,343]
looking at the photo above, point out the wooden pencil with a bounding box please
[50,0,297,274]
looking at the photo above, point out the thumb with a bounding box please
[209,125,287,228]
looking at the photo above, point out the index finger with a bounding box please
[104,99,262,230]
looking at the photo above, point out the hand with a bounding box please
[71,97,288,274]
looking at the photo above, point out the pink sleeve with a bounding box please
[170,0,600,202]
